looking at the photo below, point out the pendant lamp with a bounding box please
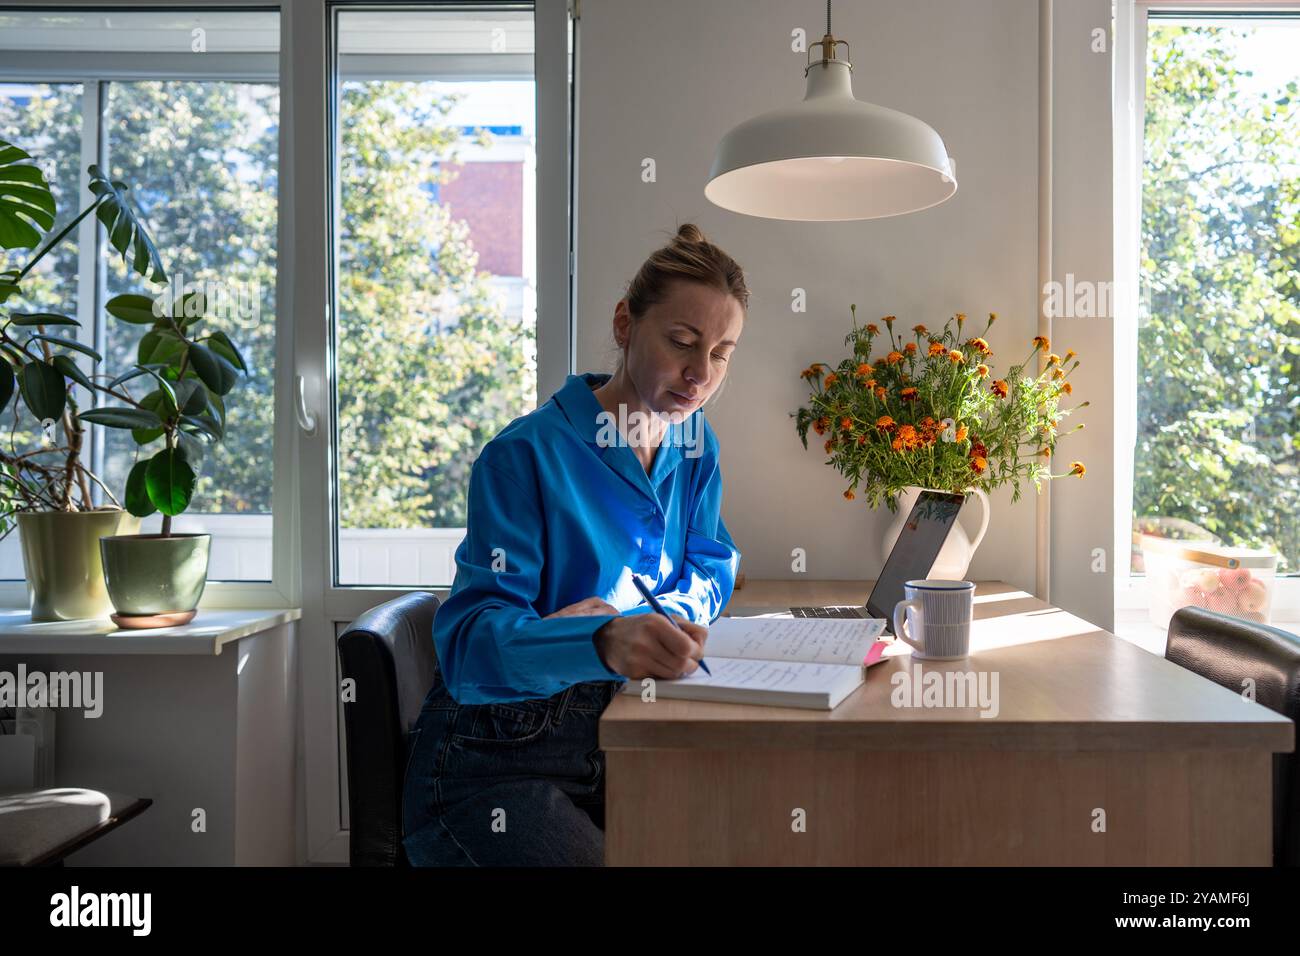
[705,0,957,221]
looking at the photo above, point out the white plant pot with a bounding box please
[881,485,990,581]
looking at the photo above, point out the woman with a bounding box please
[401,223,748,866]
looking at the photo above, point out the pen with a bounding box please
[631,575,712,676]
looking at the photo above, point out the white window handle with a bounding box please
[295,374,318,436]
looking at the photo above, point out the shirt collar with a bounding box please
[553,371,688,501]
[554,372,612,444]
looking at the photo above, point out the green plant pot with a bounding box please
[99,533,212,616]
[17,509,142,622]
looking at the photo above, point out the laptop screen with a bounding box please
[867,491,967,624]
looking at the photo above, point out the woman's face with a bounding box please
[615,280,745,422]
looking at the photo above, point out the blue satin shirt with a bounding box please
[432,371,742,704]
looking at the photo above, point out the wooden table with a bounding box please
[601,581,1294,865]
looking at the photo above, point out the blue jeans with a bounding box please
[401,664,624,866]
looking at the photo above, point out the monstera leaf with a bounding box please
[87,164,167,284]
[0,139,56,250]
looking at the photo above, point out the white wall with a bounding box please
[576,0,1056,602]
[1048,0,1115,629]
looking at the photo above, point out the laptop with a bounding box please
[788,490,967,634]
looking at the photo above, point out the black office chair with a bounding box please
[1165,606,1300,866]
[337,592,442,866]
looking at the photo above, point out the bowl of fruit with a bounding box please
[1139,534,1278,630]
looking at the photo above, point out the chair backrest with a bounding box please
[1166,606,1300,866]
[336,592,442,866]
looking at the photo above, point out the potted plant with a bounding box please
[0,136,247,625]
[0,138,165,619]
[793,308,1089,579]
[93,282,247,628]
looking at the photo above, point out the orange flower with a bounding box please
[900,386,919,402]
[874,386,886,400]
[1039,447,1051,457]
[882,315,897,325]
[966,337,991,354]
[912,324,928,335]
[970,456,988,474]
[812,416,829,435]
[885,350,904,365]
[823,372,838,386]
[975,363,990,378]
[1070,461,1086,477]
[856,362,873,377]
[856,434,867,446]
[928,341,946,357]
[885,423,923,452]
[1064,349,1077,361]
[824,438,834,453]
[864,378,877,389]
[866,323,879,334]
[948,350,965,364]
[1046,353,1061,366]
[875,415,895,430]
[843,488,855,500]
[1033,335,1050,350]
[955,424,968,442]
[991,379,1009,398]
[840,416,853,430]
[904,342,917,354]
[955,312,967,325]
[1061,381,1073,395]
[1052,369,1064,380]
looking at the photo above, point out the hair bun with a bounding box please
[674,222,707,245]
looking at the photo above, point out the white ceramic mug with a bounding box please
[893,580,976,660]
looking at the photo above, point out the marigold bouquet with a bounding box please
[793,308,1088,509]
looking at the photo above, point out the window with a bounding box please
[98,79,279,576]
[331,8,538,587]
[0,9,279,582]
[0,80,84,570]
[1129,13,1300,576]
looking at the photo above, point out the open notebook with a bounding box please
[618,616,890,711]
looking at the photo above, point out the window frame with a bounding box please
[1113,0,1300,620]
[303,0,573,862]
[0,17,291,607]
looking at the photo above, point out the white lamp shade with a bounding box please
[705,60,957,221]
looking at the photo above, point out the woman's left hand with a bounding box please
[544,596,619,619]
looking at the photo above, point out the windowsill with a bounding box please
[0,607,302,656]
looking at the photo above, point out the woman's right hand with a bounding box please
[593,614,707,680]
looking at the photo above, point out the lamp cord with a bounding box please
[826,0,832,35]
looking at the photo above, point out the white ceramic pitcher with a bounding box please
[880,486,990,581]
